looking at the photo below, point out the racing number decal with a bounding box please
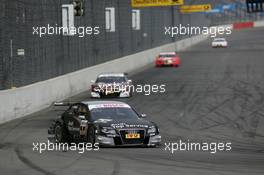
[79,120,88,136]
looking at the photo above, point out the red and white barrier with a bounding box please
[232,20,264,29]
[233,21,254,29]
[254,20,264,27]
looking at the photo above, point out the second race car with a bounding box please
[90,73,132,98]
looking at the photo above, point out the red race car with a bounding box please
[155,52,180,67]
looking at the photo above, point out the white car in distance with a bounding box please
[212,38,228,48]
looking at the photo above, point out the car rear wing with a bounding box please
[54,101,72,106]
[53,101,74,112]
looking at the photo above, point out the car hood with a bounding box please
[93,118,154,129]
[213,41,226,43]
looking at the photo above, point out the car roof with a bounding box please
[159,52,176,55]
[82,100,128,106]
[98,73,125,77]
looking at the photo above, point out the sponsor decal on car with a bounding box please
[111,123,149,129]
[89,104,131,109]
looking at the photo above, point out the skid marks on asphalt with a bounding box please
[177,67,264,147]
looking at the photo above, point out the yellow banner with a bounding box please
[180,4,212,13]
[131,0,184,8]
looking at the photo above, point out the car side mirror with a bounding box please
[140,114,147,118]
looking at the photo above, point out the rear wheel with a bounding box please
[54,123,68,143]
[87,127,96,145]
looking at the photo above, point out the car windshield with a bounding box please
[159,54,176,58]
[214,38,226,41]
[90,107,139,121]
[96,76,126,83]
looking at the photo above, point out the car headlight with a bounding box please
[101,127,117,134]
[148,126,157,134]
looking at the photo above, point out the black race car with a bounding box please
[48,101,161,147]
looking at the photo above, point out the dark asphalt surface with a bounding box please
[0,27,264,175]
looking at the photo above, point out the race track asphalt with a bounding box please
[0,27,264,175]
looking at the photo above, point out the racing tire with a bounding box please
[87,127,96,145]
[54,123,69,143]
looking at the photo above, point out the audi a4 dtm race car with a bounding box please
[155,52,181,67]
[48,101,161,147]
[90,73,133,98]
